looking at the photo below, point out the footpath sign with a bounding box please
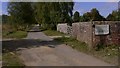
[95,25,109,35]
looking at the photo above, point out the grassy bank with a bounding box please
[43,30,67,36]
[3,31,27,39]
[3,52,25,67]
[54,37,119,65]
[2,24,28,39]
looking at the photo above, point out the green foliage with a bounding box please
[2,14,9,23]
[34,2,74,29]
[3,52,25,66]
[90,8,106,21]
[79,8,106,22]
[54,37,118,65]
[79,8,120,22]
[118,10,120,20]
[54,37,88,52]
[82,12,92,22]
[43,30,67,36]
[3,31,27,39]
[3,24,16,33]
[93,44,119,65]
[95,43,105,51]
[8,2,36,31]
[106,10,120,21]
[73,11,80,22]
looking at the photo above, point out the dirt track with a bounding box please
[17,31,113,66]
[18,44,113,66]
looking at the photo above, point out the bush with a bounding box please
[3,23,28,39]
[95,43,105,51]
[3,24,16,33]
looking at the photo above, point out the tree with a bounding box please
[82,12,91,22]
[106,10,120,21]
[2,14,8,23]
[118,9,120,21]
[34,2,74,29]
[106,14,114,21]
[59,2,74,26]
[8,2,74,30]
[34,2,60,29]
[80,8,106,22]
[90,8,106,21]
[73,11,80,22]
[8,2,36,30]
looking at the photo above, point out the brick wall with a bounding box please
[57,21,120,48]
[72,22,93,47]
[72,23,80,38]
[93,21,120,47]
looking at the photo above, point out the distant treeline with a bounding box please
[2,2,120,30]
[73,8,120,22]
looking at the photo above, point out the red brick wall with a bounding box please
[93,21,120,47]
[72,21,120,48]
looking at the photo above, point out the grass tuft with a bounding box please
[43,30,67,36]
[2,52,25,67]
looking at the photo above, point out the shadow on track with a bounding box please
[2,39,62,53]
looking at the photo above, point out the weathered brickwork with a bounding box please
[93,21,120,47]
[57,23,68,34]
[72,23,80,38]
[57,21,120,48]
[72,22,93,47]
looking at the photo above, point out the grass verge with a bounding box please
[43,30,67,36]
[54,37,119,65]
[3,31,27,39]
[2,52,25,67]
[54,37,89,53]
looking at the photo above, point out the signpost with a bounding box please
[95,25,109,35]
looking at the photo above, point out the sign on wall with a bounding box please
[95,25,109,35]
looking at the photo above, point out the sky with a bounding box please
[73,2,118,17]
[0,1,119,17]
[0,0,120,2]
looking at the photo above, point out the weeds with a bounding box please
[2,52,25,67]
[43,30,67,36]
[54,37,119,65]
